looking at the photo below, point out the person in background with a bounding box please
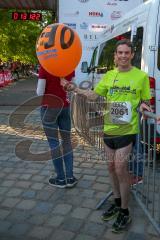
[36,65,78,188]
[157,117,160,124]
[11,61,19,81]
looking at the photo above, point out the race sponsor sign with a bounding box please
[59,0,143,83]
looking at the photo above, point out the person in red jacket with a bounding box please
[37,65,77,188]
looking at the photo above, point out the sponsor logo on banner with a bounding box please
[84,33,97,41]
[89,12,103,17]
[80,22,88,29]
[64,23,76,29]
[102,24,114,35]
[105,0,128,5]
[110,11,122,20]
[83,46,96,51]
[89,24,108,32]
[78,0,89,2]
[105,1,117,6]
[63,11,79,17]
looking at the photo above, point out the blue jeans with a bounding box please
[41,106,73,180]
[129,134,143,177]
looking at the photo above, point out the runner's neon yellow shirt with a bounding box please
[94,67,151,135]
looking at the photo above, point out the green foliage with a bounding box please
[0,9,52,63]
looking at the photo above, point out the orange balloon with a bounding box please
[36,23,82,77]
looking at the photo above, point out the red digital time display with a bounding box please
[12,12,42,21]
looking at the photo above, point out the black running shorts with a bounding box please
[103,134,136,150]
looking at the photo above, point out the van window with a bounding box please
[132,27,143,69]
[89,46,98,69]
[98,31,131,71]
[157,27,160,70]
[97,27,143,71]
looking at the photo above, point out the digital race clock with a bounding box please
[12,12,42,21]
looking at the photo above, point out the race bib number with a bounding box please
[109,102,132,124]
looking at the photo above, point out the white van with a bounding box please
[81,0,160,141]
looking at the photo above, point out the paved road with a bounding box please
[0,78,37,106]
[0,78,159,240]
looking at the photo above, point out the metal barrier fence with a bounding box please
[71,93,104,150]
[71,93,160,235]
[132,111,160,235]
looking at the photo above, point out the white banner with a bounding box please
[59,0,143,83]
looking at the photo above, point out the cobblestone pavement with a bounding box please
[0,78,159,240]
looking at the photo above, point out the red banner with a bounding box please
[0,70,13,87]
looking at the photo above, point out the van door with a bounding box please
[154,3,160,135]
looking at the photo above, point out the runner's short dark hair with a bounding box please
[115,39,134,53]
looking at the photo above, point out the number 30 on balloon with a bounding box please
[36,23,82,77]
